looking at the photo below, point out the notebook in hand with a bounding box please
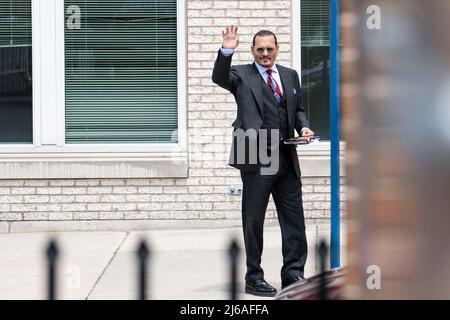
[283,136,320,145]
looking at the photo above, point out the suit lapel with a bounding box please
[247,63,264,119]
[277,65,294,127]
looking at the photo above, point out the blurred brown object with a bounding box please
[275,268,346,300]
[342,0,450,299]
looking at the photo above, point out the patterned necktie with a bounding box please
[266,69,283,103]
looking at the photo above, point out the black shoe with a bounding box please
[245,278,277,297]
[281,276,306,290]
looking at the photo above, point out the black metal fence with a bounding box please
[45,237,331,300]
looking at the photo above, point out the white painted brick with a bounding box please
[49,195,75,203]
[189,169,215,177]
[266,2,290,9]
[24,180,49,187]
[251,10,277,18]
[0,204,10,211]
[99,211,125,220]
[75,195,100,203]
[187,202,213,210]
[49,212,73,220]
[36,204,62,212]
[0,188,10,195]
[88,203,113,211]
[188,186,214,194]
[313,202,331,210]
[178,177,201,186]
[151,195,176,202]
[176,194,201,202]
[313,185,331,193]
[149,179,175,186]
[188,52,215,61]
[238,18,265,26]
[173,211,200,219]
[100,179,127,186]
[74,212,99,220]
[202,161,228,169]
[36,187,62,195]
[213,202,240,210]
[161,202,187,211]
[112,203,137,211]
[23,195,49,203]
[137,203,162,211]
[126,195,152,202]
[50,180,75,186]
[200,9,228,17]
[200,194,227,202]
[212,1,238,9]
[188,35,215,44]
[138,187,164,194]
[200,177,226,185]
[124,212,150,220]
[75,180,101,186]
[126,179,151,186]
[112,187,138,194]
[100,195,126,202]
[0,213,22,220]
[239,1,265,9]
[11,187,35,195]
[213,18,238,26]
[0,180,23,186]
[224,10,252,18]
[188,18,214,27]
[148,211,170,219]
[10,204,36,212]
[199,211,225,219]
[87,187,112,194]
[303,193,327,202]
[276,10,290,18]
[163,186,188,194]
[188,1,212,10]
[63,204,87,212]
[188,10,200,18]
[23,212,49,221]
[225,177,243,185]
[63,187,88,195]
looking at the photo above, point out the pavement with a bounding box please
[0,222,346,300]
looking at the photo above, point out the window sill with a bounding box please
[297,141,346,177]
[0,153,188,179]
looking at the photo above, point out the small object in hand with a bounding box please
[284,136,320,145]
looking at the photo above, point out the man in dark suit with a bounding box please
[212,25,315,297]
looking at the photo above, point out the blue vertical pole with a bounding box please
[330,0,340,269]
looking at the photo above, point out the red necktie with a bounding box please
[266,69,283,102]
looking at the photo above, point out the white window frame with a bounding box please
[291,0,345,177]
[0,0,187,178]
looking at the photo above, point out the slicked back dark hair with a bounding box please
[252,30,278,47]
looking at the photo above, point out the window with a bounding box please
[0,0,32,143]
[65,0,178,144]
[0,0,187,179]
[301,0,331,141]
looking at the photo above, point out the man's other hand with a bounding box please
[301,127,315,138]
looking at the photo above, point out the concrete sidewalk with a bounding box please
[0,222,346,300]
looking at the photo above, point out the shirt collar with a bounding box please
[254,61,279,76]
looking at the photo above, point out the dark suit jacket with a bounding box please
[212,50,310,177]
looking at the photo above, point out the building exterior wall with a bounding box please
[0,0,345,233]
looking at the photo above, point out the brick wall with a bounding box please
[0,0,345,233]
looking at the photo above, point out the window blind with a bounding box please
[301,0,330,47]
[65,0,178,143]
[0,0,32,47]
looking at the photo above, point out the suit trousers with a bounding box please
[240,143,308,282]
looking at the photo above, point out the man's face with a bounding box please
[251,35,279,68]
